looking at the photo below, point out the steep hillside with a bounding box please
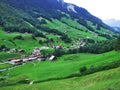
[0,28,44,53]
[0,0,118,44]
[0,0,113,30]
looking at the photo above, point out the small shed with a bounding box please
[49,55,56,61]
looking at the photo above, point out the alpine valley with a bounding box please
[0,0,120,90]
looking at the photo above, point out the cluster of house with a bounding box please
[12,49,25,53]
[7,47,56,65]
[8,56,46,65]
[77,38,86,47]
[4,37,88,65]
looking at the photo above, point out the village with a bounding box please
[0,28,100,66]
[6,47,56,65]
[1,37,87,65]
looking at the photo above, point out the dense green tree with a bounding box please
[79,40,115,54]
[13,35,24,40]
[115,36,120,51]
[53,49,65,57]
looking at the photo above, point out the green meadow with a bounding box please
[1,51,119,82]
[0,0,120,90]
[44,18,108,40]
[0,28,42,53]
[1,55,120,90]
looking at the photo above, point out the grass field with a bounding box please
[1,65,120,90]
[0,52,22,62]
[0,28,42,53]
[1,51,120,82]
[0,27,120,90]
[0,26,119,90]
[0,63,12,69]
[44,18,108,40]
[44,17,118,41]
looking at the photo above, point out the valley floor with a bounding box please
[0,51,120,90]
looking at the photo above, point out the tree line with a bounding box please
[52,38,119,57]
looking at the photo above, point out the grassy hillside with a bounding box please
[0,0,119,89]
[0,0,119,52]
[1,51,120,81]
[45,19,94,39]
[0,52,21,62]
[43,18,117,41]
[0,0,119,45]
[0,28,43,53]
[0,63,12,69]
[1,65,120,90]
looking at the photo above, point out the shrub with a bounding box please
[79,66,87,74]
[39,40,43,44]
[0,45,9,51]
[13,35,24,40]
[79,60,120,76]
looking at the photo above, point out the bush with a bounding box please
[0,45,9,51]
[79,60,120,76]
[79,66,87,74]
[13,35,24,40]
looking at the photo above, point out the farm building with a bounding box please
[49,55,56,61]
[9,59,23,65]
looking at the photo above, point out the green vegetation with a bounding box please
[0,0,118,46]
[0,0,120,89]
[0,28,42,53]
[1,65,120,90]
[79,40,115,53]
[115,36,120,51]
[0,52,21,62]
[0,51,120,82]
[0,63,12,69]
[44,18,112,41]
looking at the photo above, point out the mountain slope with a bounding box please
[104,19,120,33]
[113,27,120,33]
[0,0,119,54]
[0,0,118,41]
[104,19,120,27]
[1,0,112,28]
[1,0,113,30]
[0,1,120,89]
